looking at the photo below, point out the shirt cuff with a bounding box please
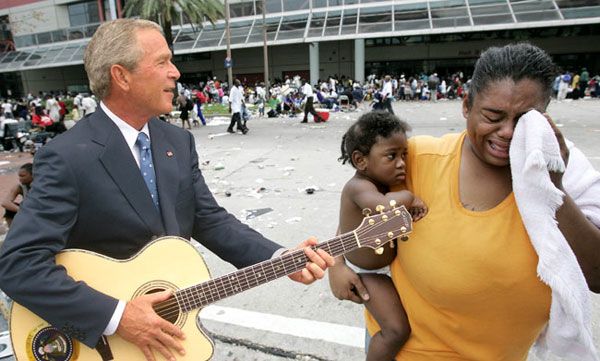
[103,300,126,336]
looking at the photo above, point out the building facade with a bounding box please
[0,0,599,96]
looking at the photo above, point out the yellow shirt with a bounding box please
[366,132,551,360]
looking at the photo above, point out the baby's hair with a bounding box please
[339,111,411,168]
[20,162,33,175]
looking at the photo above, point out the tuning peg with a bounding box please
[389,241,395,248]
[362,208,372,217]
[374,247,384,255]
[401,235,409,242]
[389,200,397,208]
[375,205,385,213]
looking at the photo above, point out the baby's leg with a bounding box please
[361,273,410,361]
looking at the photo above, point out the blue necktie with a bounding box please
[136,132,159,209]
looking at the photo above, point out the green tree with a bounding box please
[124,0,224,52]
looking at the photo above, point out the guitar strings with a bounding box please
[154,232,391,321]
[154,225,401,320]
[153,215,406,320]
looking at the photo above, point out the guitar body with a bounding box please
[10,237,215,361]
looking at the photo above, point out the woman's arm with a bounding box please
[547,115,600,292]
[555,196,600,292]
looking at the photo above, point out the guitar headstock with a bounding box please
[354,203,413,250]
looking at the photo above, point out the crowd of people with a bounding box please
[3,66,597,140]
[554,67,600,101]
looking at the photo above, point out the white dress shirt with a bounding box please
[100,101,150,335]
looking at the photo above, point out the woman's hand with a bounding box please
[543,112,570,189]
[328,257,369,304]
[410,196,428,221]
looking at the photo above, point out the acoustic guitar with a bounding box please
[10,204,412,361]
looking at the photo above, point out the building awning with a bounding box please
[1,0,599,73]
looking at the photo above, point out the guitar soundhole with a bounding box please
[148,288,178,324]
[133,281,186,328]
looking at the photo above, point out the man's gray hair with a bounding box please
[83,19,162,100]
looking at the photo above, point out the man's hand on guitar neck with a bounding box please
[116,290,186,361]
[287,237,336,285]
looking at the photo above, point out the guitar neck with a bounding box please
[175,232,360,312]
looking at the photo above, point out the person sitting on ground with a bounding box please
[1,163,33,227]
[338,112,427,361]
[267,94,282,118]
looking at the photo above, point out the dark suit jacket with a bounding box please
[0,108,280,347]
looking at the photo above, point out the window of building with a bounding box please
[68,1,100,27]
[284,0,309,11]
[230,1,256,17]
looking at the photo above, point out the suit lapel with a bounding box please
[94,112,165,236]
[149,119,180,235]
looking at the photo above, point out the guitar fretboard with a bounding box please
[175,232,358,312]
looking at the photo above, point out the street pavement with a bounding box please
[0,98,599,360]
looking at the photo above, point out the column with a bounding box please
[354,38,365,83]
[309,42,319,86]
[108,0,118,20]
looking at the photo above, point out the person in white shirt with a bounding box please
[45,95,60,123]
[301,79,324,123]
[1,99,14,118]
[255,83,266,117]
[227,79,247,134]
[381,75,395,114]
[80,94,98,116]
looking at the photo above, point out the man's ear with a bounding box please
[352,150,367,171]
[110,64,130,92]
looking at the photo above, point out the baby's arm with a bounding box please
[351,181,414,214]
[344,179,412,270]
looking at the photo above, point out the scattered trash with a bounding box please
[299,186,320,194]
[201,160,210,166]
[256,187,266,193]
[225,191,231,197]
[213,163,225,170]
[208,132,230,139]
[0,330,13,359]
[244,207,273,220]
[283,166,295,172]
[285,217,302,224]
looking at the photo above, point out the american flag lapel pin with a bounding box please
[166,150,174,157]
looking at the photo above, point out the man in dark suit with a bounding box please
[0,19,333,361]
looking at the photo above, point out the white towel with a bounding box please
[510,109,599,361]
